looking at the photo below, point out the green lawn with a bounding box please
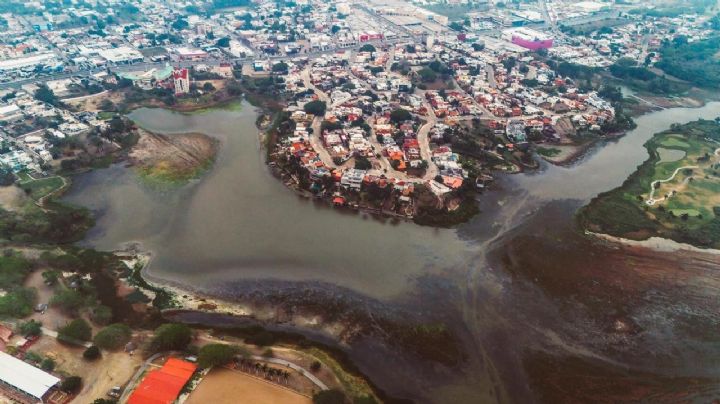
[19,177,64,201]
[536,147,561,157]
[659,136,689,148]
[97,111,116,120]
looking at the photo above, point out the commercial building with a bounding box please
[128,358,197,404]
[0,53,55,72]
[98,47,144,64]
[172,68,190,95]
[502,28,553,50]
[117,65,175,90]
[0,351,60,403]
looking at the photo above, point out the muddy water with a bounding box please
[63,104,470,300]
[62,101,720,403]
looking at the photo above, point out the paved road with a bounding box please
[417,98,439,181]
[119,352,166,403]
[249,355,328,391]
[300,68,338,169]
[485,64,497,89]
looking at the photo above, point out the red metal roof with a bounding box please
[128,358,197,404]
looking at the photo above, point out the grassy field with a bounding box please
[97,111,116,120]
[536,146,561,157]
[18,176,65,201]
[578,119,720,248]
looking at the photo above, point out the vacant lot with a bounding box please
[186,368,311,404]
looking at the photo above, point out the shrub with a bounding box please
[58,319,92,344]
[83,345,101,360]
[148,324,192,354]
[312,389,347,404]
[389,108,412,124]
[40,357,55,371]
[18,320,42,337]
[50,289,87,314]
[0,287,37,318]
[354,156,372,170]
[310,360,321,372]
[303,100,327,116]
[94,324,132,350]
[90,305,113,326]
[60,376,82,393]
[24,351,42,363]
[197,343,239,368]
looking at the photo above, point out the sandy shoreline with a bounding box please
[587,230,720,255]
[121,247,350,341]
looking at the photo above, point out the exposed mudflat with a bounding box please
[129,129,218,183]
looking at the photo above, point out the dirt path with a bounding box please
[36,176,68,210]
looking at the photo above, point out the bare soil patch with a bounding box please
[186,368,311,404]
[129,129,218,184]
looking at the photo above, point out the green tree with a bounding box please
[94,323,132,350]
[41,270,59,286]
[61,376,82,393]
[34,85,59,106]
[449,21,464,31]
[303,100,327,116]
[197,343,242,368]
[389,108,412,124]
[58,319,92,344]
[312,389,347,404]
[98,99,115,111]
[354,156,372,170]
[18,320,42,337]
[50,289,87,313]
[417,67,437,83]
[272,61,289,73]
[83,345,101,360]
[0,288,36,318]
[216,37,231,47]
[171,18,188,30]
[359,44,375,52]
[0,165,16,186]
[91,305,113,326]
[41,357,55,371]
[148,323,192,353]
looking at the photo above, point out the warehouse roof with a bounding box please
[0,351,60,399]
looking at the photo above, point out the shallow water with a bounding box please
[64,104,470,300]
[62,100,720,403]
[657,147,686,162]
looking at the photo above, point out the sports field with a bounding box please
[186,368,312,404]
